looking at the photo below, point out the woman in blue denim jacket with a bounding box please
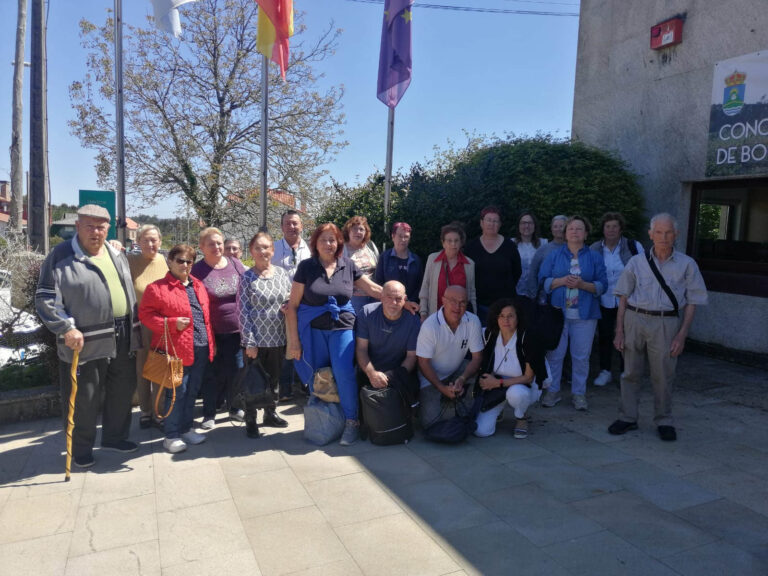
[538,216,607,411]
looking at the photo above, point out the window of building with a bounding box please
[689,179,768,297]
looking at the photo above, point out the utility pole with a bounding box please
[114,0,127,245]
[11,0,28,233]
[29,0,49,253]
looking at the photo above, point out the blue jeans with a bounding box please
[165,346,209,438]
[202,333,244,418]
[545,317,597,396]
[308,328,358,420]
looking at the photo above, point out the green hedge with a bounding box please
[316,136,645,258]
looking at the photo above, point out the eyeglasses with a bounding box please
[174,258,193,265]
[498,314,517,321]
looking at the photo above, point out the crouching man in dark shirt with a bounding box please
[355,281,421,405]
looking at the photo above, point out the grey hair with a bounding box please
[551,214,567,225]
[649,213,678,232]
[137,224,162,240]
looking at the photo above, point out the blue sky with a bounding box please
[0,0,579,217]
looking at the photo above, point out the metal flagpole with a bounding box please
[259,54,269,232]
[114,0,127,245]
[383,107,395,239]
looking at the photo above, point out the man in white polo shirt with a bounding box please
[416,285,484,429]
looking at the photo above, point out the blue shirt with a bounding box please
[374,248,423,303]
[356,302,420,372]
[539,244,607,320]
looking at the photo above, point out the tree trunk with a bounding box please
[10,0,27,233]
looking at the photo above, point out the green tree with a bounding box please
[69,0,346,227]
[315,174,410,249]
[696,203,723,241]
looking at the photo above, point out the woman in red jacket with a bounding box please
[139,244,215,454]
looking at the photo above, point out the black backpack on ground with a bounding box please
[359,384,414,445]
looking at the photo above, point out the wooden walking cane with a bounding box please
[65,349,79,482]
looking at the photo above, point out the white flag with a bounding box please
[150,0,196,38]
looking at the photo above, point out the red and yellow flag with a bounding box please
[256,0,294,80]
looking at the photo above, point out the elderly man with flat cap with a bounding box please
[609,213,707,442]
[36,204,142,468]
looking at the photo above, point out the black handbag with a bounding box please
[479,382,507,412]
[423,396,481,444]
[530,302,564,351]
[235,357,274,409]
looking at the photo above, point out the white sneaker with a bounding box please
[593,370,612,387]
[572,394,589,411]
[163,438,187,454]
[229,409,245,422]
[181,431,207,445]
[541,390,561,407]
[200,418,215,430]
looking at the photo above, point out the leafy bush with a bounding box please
[314,174,410,250]
[0,361,51,392]
[316,135,645,258]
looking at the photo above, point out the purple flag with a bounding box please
[377,0,414,108]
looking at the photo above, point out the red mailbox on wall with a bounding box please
[650,17,684,50]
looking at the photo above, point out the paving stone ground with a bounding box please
[1,351,767,576]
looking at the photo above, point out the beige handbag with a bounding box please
[312,366,340,403]
[142,318,183,418]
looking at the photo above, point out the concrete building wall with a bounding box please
[572,0,768,354]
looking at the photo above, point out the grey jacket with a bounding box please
[35,236,141,364]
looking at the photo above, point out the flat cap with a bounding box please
[77,204,111,221]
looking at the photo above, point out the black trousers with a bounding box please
[244,346,282,417]
[597,306,623,372]
[59,319,136,459]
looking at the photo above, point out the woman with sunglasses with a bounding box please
[139,244,215,454]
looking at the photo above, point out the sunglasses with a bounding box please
[174,258,193,265]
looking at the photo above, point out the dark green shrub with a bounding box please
[316,136,645,259]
